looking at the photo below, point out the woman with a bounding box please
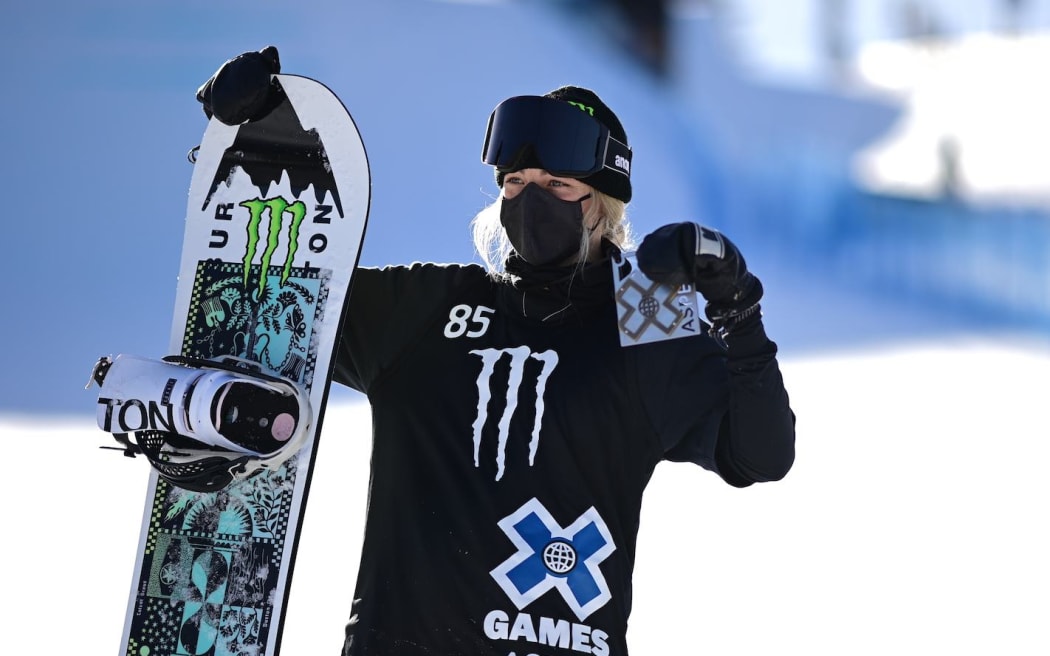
[200,48,795,656]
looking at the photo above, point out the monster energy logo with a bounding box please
[567,100,594,116]
[469,346,559,481]
[240,197,307,296]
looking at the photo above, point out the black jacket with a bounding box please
[333,250,794,656]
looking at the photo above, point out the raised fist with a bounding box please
[637,222,763,325]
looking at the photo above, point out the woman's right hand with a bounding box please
[195,46,282,125]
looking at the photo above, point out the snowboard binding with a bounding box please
[88,354,312,492]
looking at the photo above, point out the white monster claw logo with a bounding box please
[469,347,558,481]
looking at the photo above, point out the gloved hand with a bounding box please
[196,46,282,125]
[636,222,763,334]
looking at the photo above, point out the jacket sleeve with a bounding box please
[652,314,795,488]
[332,263,489,395]
[711,314,796,487]
[331,266,394,394]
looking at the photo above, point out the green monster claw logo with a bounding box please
[240,197,307,296]
[567,101,595,116]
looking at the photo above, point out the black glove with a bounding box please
[196,46,282,125]
[637,222,763,336]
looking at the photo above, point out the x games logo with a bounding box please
[491,498,616,620]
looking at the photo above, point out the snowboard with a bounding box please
[111,74,369,656]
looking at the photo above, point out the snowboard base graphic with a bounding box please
[114,75,369,656]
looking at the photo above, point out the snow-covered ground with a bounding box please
[7,333,1048,654]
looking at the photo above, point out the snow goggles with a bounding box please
[481,95,631,179]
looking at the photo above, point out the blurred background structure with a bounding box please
[567,0,1050,343]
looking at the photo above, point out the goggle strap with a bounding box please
[602,136,632,178]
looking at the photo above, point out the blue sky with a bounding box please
[1,1,702,414]
[3,0,1048,416]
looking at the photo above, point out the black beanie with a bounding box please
[494,86,632,203]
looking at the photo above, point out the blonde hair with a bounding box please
[471,188,633,278]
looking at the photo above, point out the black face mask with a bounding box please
[499,183,593,266]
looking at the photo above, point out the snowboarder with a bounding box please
[199,47,796,656]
